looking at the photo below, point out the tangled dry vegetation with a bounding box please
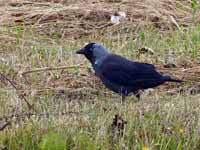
[1,0,200,38]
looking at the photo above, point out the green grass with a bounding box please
[0,20,200,150]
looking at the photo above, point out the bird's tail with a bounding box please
[162,75,183,83]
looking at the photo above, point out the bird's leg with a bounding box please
[134,91,141,101]
[119,88,126,104]
[135,93,140,100]
[121,95,126,104]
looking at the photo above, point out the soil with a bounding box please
[1,0,199,38]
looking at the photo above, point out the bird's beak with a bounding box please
[76,48,85,54]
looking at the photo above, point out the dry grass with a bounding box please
[1,0,199,39]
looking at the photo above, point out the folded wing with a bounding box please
[100,54,163,89]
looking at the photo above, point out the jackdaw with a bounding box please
[76,43,182,101]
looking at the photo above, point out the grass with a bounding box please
[0,10,200,150]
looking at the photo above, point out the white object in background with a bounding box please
[111,11,126,24]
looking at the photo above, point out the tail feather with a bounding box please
[162,75,183,83]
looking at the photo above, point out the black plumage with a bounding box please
[76,43,182,100]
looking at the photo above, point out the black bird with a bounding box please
[76,43,182,101]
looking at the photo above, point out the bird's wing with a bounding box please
[100,55,162,87]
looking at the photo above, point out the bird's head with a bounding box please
[76,43,109,65]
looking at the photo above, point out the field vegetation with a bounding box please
[0,0,200,149]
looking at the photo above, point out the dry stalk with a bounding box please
[0,121,11,131]
[183,66,200,72]
[0,111,82,120]
[21,65,89,75]
[0,72,33,110]
[0,111,82,131]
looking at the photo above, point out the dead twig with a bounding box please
[169,15,181,30]
[0,111,82,120]
[183,66,200,72]
[0,72,33,110]
[21,65,89,75]
[0,111,82,131]
[0,121,11,131]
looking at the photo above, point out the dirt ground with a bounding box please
[1,0,199,39]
